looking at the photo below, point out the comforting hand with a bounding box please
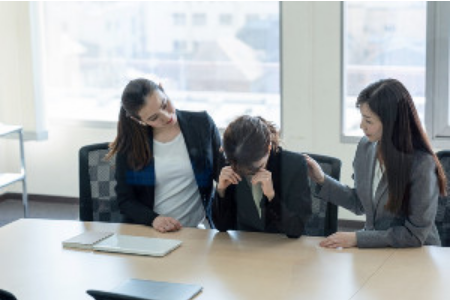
[251,169,275,201]
[217,166,242,197]
[320,232,357,248]
[303,154,325,184]
[152,216,182,233]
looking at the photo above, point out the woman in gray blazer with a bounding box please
[305,79,447,248]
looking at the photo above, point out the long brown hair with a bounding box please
[106,78,162,170]
[222,115,280,175]
[357,78,447,214]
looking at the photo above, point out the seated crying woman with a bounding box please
[211,115,312,238]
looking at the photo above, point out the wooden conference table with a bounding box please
[0,219,449,300]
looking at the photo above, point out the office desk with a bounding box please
[0,219,448,300]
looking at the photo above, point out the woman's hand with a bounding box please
[303,154,325,184]
[152,216,182,233]
[252,169,275,201]
[320,232,357,248]
[217,166,242,197]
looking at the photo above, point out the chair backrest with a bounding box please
[435,150,450,247]
[79,142,123,223]
[0,289,17,300]
[303,153,341,237]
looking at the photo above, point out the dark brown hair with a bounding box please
[107,78,162,170]
[357,78,446,213]
[223,115,280,175]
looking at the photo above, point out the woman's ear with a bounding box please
[268,142,272,152]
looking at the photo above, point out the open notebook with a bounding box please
[63,232,182,257]
[87,278,202,300]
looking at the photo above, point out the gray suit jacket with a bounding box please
[317,137,441,248]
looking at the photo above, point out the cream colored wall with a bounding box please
[0,2,363,220]
[0,2,45,139]
[281,2,361,221]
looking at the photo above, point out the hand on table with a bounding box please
[152,216,182,233]
[320,232,357,248]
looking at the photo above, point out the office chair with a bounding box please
[79,142,123,223]
[435,151,450,247]
[0,289,17,300]
[303,153,341,237]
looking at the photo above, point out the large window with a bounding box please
[427,2,450,140]
[39,2,280,128]
[342,2,426,137]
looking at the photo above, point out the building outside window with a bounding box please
[38,2,280,128]
[342,1,426,137]
[173,13,187,26]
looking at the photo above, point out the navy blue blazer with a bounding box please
[212,148,312,238]
[115,110,223,226]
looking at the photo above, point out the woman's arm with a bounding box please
[115,153,158,225]
[317,175,365,216]
[206,113,225,183]
[211,184,238,231]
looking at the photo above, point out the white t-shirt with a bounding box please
[153,133,205,227]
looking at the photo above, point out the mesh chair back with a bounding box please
[303,153,341,236]
[79,143,123,222]
[0,289,17,300]
[436,151,450,247]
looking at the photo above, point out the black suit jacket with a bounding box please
[115,110,223,226]
[212,148,312,238]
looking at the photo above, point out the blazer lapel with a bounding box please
[373,174,388,220]
[177,110,203,174]
[363,142,377,227]
[236,180,264,231]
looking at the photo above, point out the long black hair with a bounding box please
[107,78,163,170]
[357,78,446,213]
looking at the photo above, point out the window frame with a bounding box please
[426,1,450,146]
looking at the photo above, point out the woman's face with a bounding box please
[137,90,177,128]
[359,103,383,142]
[232,143,271,176]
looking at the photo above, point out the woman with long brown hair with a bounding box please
[305,79,446,248]
[107,78,222,233]
[212,115,312,238]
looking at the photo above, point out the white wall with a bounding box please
[0,2,363,221]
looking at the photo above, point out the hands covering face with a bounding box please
[217,166,275,201]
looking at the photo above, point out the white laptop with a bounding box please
[92,234,182,257]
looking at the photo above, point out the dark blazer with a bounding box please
[212,148,312,238]
[115,110,223,226]
[317,137,441,248]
